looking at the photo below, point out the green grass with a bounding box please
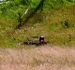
[0,2,75,47]
[13,5,75,46]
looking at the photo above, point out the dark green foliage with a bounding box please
[20,0,30,5]
[17,12,22,24]
[0,0,75,28]
[0,0,75,18]
[16,0,45,29]
[67,0,74,2]
[61,20,74,29]
[61,20,70,28]
[62,21,70,28]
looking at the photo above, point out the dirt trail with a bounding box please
[0,46,75,70]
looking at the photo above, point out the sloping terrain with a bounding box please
[0,46,75,70]
[0,1,75,70]
[0,0,75,47]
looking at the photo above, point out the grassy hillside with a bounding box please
[0,0,75,47]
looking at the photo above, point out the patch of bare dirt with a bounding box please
[0,46,75,70]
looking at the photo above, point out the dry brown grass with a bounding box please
[0,46,75,70]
